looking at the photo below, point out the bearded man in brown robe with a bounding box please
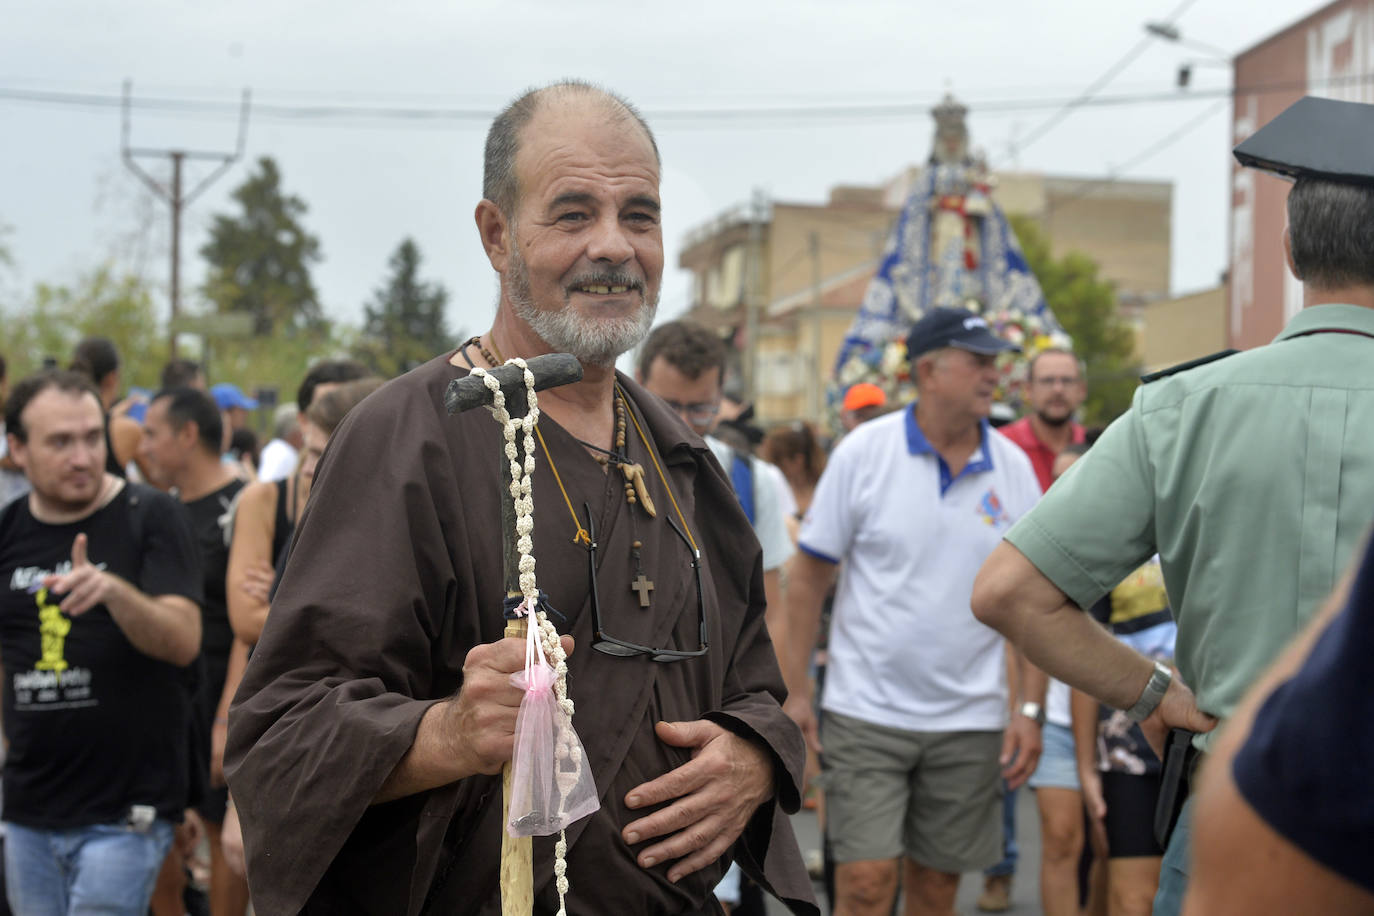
[224,80,817,916]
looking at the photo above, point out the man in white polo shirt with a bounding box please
[782,307,1045,916]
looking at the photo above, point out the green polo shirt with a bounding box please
[1007,304,1374,751]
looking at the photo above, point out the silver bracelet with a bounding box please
[1126,660,1172,722]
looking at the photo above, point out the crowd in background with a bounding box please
[0,329,1132,916]
[0,339,381,916]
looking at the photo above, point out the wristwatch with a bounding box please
[1018,701,1046,726]
[1126,660,1173,722]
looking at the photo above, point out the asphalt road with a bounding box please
[768,786,1046,915]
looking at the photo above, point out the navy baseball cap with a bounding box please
[905,307,1020,360]
[211,383,259,411]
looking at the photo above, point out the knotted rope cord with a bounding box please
[470,359,578,914]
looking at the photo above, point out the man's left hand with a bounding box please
[1000,714,1043,790]
[622,720,775,884]
[42,534,112,616]
[1140,673,1217,760]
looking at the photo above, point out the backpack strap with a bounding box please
[729,451,755,525]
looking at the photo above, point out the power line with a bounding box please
[996,0,1202,163]
[1,71,1371,129]
[1044,97,1229,215]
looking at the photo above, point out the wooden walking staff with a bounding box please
[446,353,583,916]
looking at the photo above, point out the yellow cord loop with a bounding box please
[617,384,699,554]
[534,426,593,546]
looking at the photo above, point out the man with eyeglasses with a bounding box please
[637,321,795,645]
[782,307,1045,916]
[637,319,797,915]
[998,349,1086,493]
[225,81,816,915]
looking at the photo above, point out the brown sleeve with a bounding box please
[224,377,488,915]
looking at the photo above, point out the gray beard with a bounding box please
[505,242,657,368]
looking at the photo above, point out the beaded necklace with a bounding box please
[463,336,699,608]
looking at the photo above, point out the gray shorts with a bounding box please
[821,710,1004,874]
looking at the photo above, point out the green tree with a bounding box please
[1011,215,1140,424]
[211,323,357,414]
[355,238,454,375]
[0,265,166,387]
[201,157,324,336]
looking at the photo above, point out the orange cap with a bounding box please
[842,382,887,411]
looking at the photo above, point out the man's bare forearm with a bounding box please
[104,576,201,666]
[1009,643,1048,707]
[973,542,1156,710]
[780,553,837,695]
[374,700,474,804]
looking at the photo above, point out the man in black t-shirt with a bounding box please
[139,387,248,916]
[0,370,202,914]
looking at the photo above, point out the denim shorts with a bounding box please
[4,818,174,916]
[1029,722,1081,791]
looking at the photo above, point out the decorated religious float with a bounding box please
[830,94,1071,424]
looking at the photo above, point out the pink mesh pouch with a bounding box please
[506,609,599,837]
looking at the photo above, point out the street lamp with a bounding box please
[1144,22,1231,88]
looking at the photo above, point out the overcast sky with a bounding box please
[2,0,1309,344]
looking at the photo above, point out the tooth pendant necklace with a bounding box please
[468,336,658,609]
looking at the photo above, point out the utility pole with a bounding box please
[742,188,767,402]
[122,80,250,358]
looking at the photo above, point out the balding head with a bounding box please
[483,80,660,218]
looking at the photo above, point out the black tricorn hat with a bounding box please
[1233,96,1374,187]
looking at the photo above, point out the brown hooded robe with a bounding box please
[225,355,817,915]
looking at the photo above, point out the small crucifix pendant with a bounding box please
[631,574,655,608]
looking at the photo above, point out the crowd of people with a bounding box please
[0,82,1369,916]
[0,341,383,915]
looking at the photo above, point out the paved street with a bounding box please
[769,787,1045,915]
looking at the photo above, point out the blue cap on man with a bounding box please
[905,307,1021,360]
[211,383,259,411]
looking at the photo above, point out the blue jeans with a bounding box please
[4,819,173,915]
[984,782,1017,877]
[1152,796,1193,916]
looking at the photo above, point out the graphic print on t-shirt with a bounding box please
[975,488,1011,528]
[8,560,107,712]
[10,579,97,712]
[35,587,72,674]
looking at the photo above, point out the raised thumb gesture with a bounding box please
[70,532,89,569]
[42,533,109,616]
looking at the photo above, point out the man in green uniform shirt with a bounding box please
[970,95,1374,916]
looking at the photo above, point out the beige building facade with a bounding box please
[680,170,1172,424]
[1140,285,1229,375]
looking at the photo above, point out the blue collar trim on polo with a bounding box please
[904,404,995,495]
[798,542,841,565]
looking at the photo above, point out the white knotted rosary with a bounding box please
[471,359,582,914]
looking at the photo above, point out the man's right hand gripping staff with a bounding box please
[376,634,576,801]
